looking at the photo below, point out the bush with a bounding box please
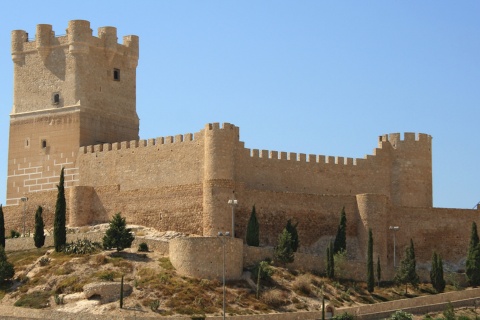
[10,230,20,238]
[103,213,135,251]
[150,299,160,312]
[332,312,355,320]
[14,291,51,309]
[38,257,50,266]
[63,239,102,255]
[261,289,288,308]
[253,260,274,281]
[138,242,149,252]
[0,246,14,283]
[390,310,413,320]
[292,274,312,295]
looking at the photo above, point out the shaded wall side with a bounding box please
[77,135,204,190]
[387,206,480,268]
[234,188,360,254]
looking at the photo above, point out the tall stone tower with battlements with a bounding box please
[7,20,139,205]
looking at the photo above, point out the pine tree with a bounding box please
[33,206,45,248]
[246,205,260,247]
[274,228,294,265]
[376,256,382,287]
[367,229,374,292]
[394,239,419,294]
[0,245,14,283]
[466,222,480,286]
[430,251,446,293]
[0,205,5,248]
[103,213,135,252]
[54,167,66,252]
[285,219,299,252]
[326,241,335,279]
[333,207,347,254]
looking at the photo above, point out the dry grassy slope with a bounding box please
[0,242,468,318]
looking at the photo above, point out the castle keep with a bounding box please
[4,21,480,277]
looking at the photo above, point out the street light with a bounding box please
[20,197,28,237]
[389,226,399,268]
[218,231,230,320]
[227,195,237,238]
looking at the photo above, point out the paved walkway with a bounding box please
[1,288,480,320]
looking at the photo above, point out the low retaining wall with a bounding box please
[5,234,169,255]
[169,237,244,280]
[339,287,480,319]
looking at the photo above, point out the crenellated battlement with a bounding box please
[378,132,432,148]
[11,20,139,63]
[80,131,196,155]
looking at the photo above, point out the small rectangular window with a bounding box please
[41,140,47,149]
[52,93,60,105]
[113,68,120,81]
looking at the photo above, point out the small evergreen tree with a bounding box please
[54,168,66,252]
[430,251,446,293]
[285,219,299,252]
[0,245,14,283]
[326,241,335,279]
[246,205,260,247]
[466,222,480,286]
[333,207,347,254]
[0,205,5,248]
[274,228,294,265]
[33,206,45,248]
[103,213,135,252]
[394,239,419,294]
[367,229,374,292]
[376,256,382,287]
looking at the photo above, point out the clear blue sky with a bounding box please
[1,1,479,209]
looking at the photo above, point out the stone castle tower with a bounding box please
[7,20,139,205]
[4,21,479,278]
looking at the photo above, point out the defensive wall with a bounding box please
[3,123,479,277]
[4,21,480,282]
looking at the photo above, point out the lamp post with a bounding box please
[389,226,399,268]
[218,231,230,320]
[227,195,237,238]
[20,197,28,237]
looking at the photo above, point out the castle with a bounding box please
[4,20,480,279]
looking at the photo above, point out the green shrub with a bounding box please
[10,230,20,238]
[390,310,413,320]
[14,291,50,309]
[138,242,149,252]
[332,312,355,320]
[150,299,160,311]
[63,239,102,255]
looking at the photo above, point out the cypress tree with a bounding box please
[367,229,374,292]
[333,206,347,254]
[246,205,260,247]
[54,168,66,252]
[326,241,335,279]
[33,206,45,248]
[466,222,480,286]
[0,245,14,283]
[0,205,5,248]
[395,239,420,294]
[103,213,135,252]
[430,251,446,293]
[376,256,382,287]
[285,219,299,252]
[274,228,294,265]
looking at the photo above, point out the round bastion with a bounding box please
[169,237,243,281]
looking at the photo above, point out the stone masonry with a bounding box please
[3,21,480,280]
